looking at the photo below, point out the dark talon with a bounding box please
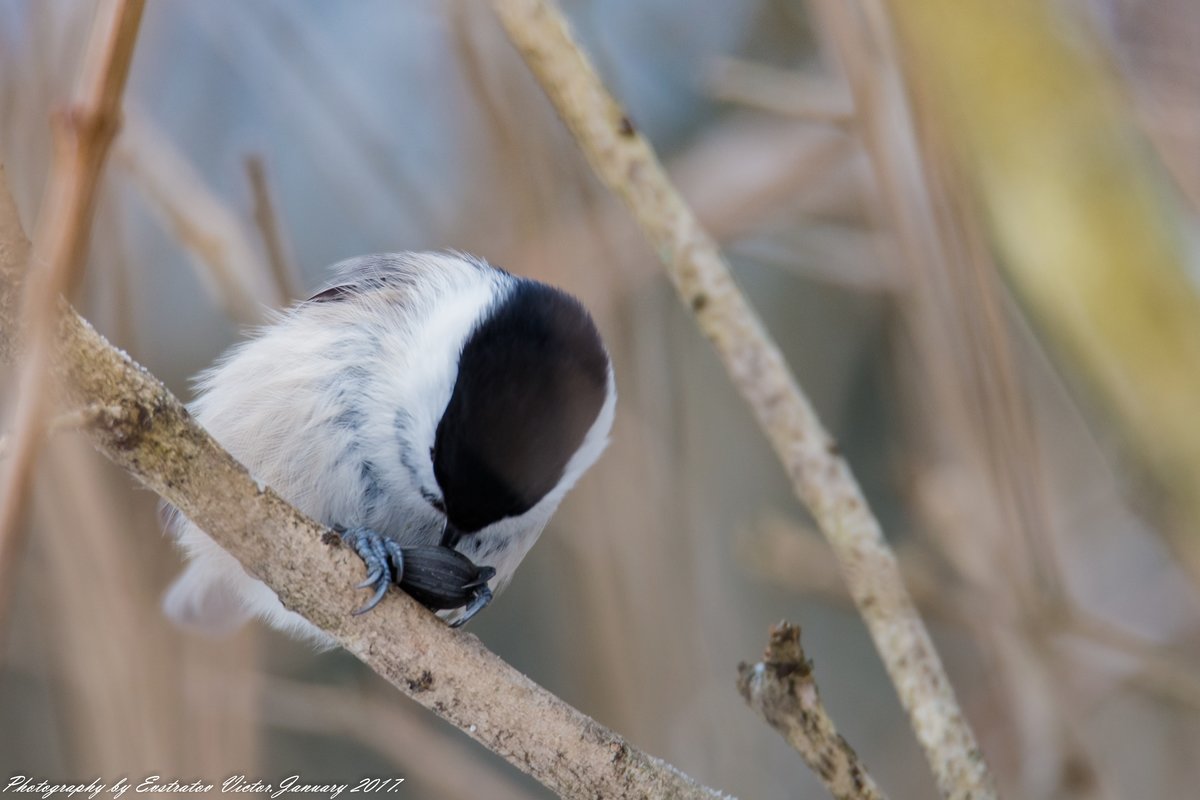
[353,578,390,616]
[384,539,406,584]
[355,569,383,590]
[450,585,493,628]
[462,568,495,590]
[340,526,405,614]
[368,536,389,577]
[358,561,386,589]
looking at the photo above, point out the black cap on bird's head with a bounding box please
[432,280,610,535]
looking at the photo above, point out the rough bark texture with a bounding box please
[489,1,997,797]
[0,165,29,362]
[738,623,887,800]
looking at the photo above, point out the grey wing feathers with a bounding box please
[306,251,497,303]
[307,253,423,302]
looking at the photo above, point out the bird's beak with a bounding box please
[440,520,464,549]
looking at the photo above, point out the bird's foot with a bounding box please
[338,526,406,615]
[450,582,493,628]
[336,527,495,624]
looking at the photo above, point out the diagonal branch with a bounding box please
[738,622,886,800]
[0,169,729,800]
[487,1,997,797]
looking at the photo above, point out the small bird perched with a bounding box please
[163,252,615,645]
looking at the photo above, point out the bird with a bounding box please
[162,251,616,646]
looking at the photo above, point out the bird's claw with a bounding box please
[337,528,496,624]
[355,570,382,591]
[449,584,493,628]
[339,526,406,615]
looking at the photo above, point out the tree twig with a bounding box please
[488,1,997,797]
[738,622,887,800]
[0,178,730,800]
[0,0,146,635]
[0,404,127,460]
[707,58,855,126]
[244,154,302,304]
[116,110,275,321]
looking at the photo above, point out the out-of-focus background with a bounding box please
[1,1,1199,798]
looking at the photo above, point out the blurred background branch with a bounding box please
[114,109,279,323]
[0,0,144,634]
[244,154,302,305]
[490,0,995,796]
[883,0,1200,587]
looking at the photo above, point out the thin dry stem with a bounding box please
[244,154,301,303]
[808,0,1063,609]
[488,1,996,796]
[742,517,1200,717]
[737,515,955,622]
[708,59,854,126]
[738,622,886,800]
[0,178,729,800]
[0,0,145,634]
[117,110,275,321]
[883,0,1200,585]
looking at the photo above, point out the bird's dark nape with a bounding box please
[432,280,609,534]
